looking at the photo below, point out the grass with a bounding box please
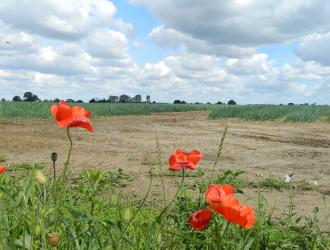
[208,104,330,122]
[1,102,330,122]
[1,167,329,249]
[0,102,210,120]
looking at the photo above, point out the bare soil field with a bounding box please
[0,111,329,229]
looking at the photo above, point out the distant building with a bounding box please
[109,96,119,103]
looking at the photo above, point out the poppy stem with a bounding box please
[155,135,166,208]
[123,167,153,233]
[62,127,73,182]
[156,169,185,220]
[208,127,228,185]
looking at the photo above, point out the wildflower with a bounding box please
[50,102,93,132]
[205,184,235,204]
[210,195,255,229]
[189,209,212,231]
[35,170,48,185]
[0,164,7,174]
[47,232,60,247]
[169,149,202,171]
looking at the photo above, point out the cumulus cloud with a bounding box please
[149,26,255,58]
[134,0,330,57]
[296,32,330,66]
[0,0,116,40]
[0,0,330,104]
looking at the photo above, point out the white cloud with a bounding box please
[0,0,116,40]
[0,0,330,104]
[296,32,330,66]
[135,0,330,57]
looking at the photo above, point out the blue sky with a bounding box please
[0,0,330,104]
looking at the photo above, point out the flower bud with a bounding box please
[47,232,60,247]
[51,152,58,162]
[110,194,118,206]
[123,208,132,223]
[33,224,42,235]
[35,170,47,185]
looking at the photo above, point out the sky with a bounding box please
[1,0,330,104]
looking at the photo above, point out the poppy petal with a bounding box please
[189,209,212,231]
[0,164,7,174]
[168,149,202,171]
[50,102,93,132]
[188,150,202,165]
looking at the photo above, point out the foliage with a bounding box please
[2,102,330,122]
[0,166,329,249]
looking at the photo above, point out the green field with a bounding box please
[1,102,330,122]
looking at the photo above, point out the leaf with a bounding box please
[14,234,32,250]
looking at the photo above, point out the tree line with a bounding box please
[7,92,151,104]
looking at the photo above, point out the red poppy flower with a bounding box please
[0,164,7,174]
[50,102,93,132]
[211,197,255,229]
[205,184,235,204]
[189,209,212,231]
[169,149,202,171]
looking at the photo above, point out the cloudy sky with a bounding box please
[1,0,330,104]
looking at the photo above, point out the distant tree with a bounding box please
[109,96,119,103]
[227,99,237,105]
[42,99,50,102]
[134,95,142,103]
[216,101,224,105]
[12,96,22,102]
[146,95,151,104]
[152,101,156,104]
[288,102,294,106]
[173,100,187,104]
[89,98,96,103]
[1,98,6,102]
[76,100,84,103]
[66,99,75,103]
[23,92,39,102]
[119,95,131,103]
[207,102,211,105]
[53,98,60,103]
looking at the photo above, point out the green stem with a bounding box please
[156,169,185,220]
[124,167,153,232]
[156,135,166,208]
[53,160,58,229]
[87,199,95,249]
[62,127,73,182]
[208,127,228,185]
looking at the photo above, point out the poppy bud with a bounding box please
[110,194,118,206]
[123,208,132,223]
[51,152,58,162]
[35,170,47,185]
[33,224,42,235]
[47,232,60,247]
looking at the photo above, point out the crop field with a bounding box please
[0,103,330,249]
[1,102,330,122]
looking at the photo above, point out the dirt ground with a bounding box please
[0,111,329,229]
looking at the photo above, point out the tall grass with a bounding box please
[1,102,330,122]
[0,102,210,120]
[209,104,330,122]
